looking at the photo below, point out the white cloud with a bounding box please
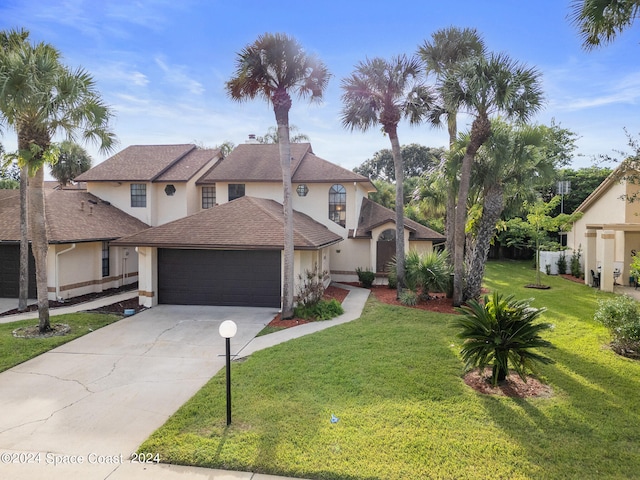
[154,56,204,96]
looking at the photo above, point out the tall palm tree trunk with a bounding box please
[445,114,458,263]
[274,89,295,319]
[453,114,491,307]
[388,127,405,298]
[18,164,28,311]
[464,185,503,300]
[28,166,50,332]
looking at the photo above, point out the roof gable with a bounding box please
[351,198,445,242]
[197,142,374,189]
[75,144,215,182]
[0,190,148,243]
[112,196,342,250]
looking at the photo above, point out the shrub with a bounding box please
[399,289,419,306]
[296,264,327,307]
[386,259,398,289]
[545,264,552,276]
[294,299,344,321]
[355,267,375,288]
[453,292,554,386]
[386,250,451,296]
[570,246,582,278]
[594,295,640,356]
[556,253,567,275]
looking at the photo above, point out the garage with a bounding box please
[0,244,37,298]
[158,248,281,307]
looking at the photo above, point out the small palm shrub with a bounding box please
[453,292,554,386]
[594,295,640,358]
[355,267,375,288]
[386,250,451,297]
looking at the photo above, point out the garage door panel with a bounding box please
[158,249,281,307]
[0,245,37,298]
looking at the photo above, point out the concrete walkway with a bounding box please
[0,284,369,480]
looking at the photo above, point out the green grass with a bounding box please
[140,260,640,479]
[0,312,121,372]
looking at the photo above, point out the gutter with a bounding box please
[56,243,76,301]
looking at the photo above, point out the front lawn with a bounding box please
[140,260,640,479]
[0,312,121,372]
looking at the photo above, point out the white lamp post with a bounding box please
[218,320,237,426]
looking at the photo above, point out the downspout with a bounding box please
[56,243,76,301]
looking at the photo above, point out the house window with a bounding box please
[329,184,346,227]
[102,242,109,277]
[130,184,146,207]
[229,183,245,201]
[296,184,309,197]
[202,186,216,209]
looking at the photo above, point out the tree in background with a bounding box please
[49,140,92,187]
[441,52,543,306]
[257,125,309,144]
[353,144,444,181]
[226,33,329,319]
[570,0,640,49]
[341,55,435,297]
[0,28,116,331]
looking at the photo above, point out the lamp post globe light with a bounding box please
[219,320,237,426]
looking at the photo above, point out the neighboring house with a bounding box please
[5,140,444,308]
[566,166,640,292]
[0,189,148,300]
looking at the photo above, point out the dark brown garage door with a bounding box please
[0,244,37,298]
[158,249,281,307]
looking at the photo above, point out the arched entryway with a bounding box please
[376,229,396,273]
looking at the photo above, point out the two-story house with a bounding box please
[0,140,444,308]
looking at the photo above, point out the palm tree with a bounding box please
[569,0,640,49]
[341,55,435,296]
[49,140,92,187]
[0,29,116,332]
[463,121,554,300]
[454,292,554,386]
[226,33,329,319]
[1,28,30,312]
[418,27,486,258]
[442,53,543,306]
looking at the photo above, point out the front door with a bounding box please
[376,229,396,273]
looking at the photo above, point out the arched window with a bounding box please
[329,184,346,227]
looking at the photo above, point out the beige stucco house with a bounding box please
[1,141,444,309]
[566,166,640,292]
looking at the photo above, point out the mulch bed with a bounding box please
[267,285,350,328]
[1,284,144,317]
[367,285,457,315]
[560,274,585,284]
[463,369,553,398]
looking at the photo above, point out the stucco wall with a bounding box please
[154,182,188,225]
[48,243,138,301]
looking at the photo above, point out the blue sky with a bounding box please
[1,0,639,173]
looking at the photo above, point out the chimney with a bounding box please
[245,134,259,144]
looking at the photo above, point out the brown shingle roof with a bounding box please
[351,198,445,242]
[75,144,214,182]
[0,190,149,243]
[112,196,343,250]
[197,143,375,189]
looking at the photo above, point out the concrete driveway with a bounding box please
[0,304,276,479]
